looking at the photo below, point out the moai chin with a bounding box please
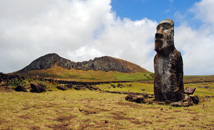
[154,19,184,102]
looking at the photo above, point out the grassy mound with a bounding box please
[20,65,153,81]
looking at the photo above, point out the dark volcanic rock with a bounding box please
[154,19,184,102]
[30,83,46,93]
[191,95,199,104]
[18,53,76,73]
[16,53,148,73]
[15,85,27,92]
[73,85,86,90]
[57,85,67,91]
[125,94,147,103]
[182,96,193,107]
[0,72,24,82]
[171,102,183,107]
[171,95,199,107]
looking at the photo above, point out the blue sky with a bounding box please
[0,0,213,75]
[111,0,201,27]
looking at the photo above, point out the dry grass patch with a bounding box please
[0,82,214,130]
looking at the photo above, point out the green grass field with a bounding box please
[0,79,214,130]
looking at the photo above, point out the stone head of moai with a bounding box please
[154,19,184,102]
[155,19,175,55]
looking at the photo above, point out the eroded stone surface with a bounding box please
[30,83,46,93]
[154,19,184,102]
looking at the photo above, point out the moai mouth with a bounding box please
[155,33,164,52]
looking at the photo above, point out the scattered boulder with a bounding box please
[148,94,154,98]
[15,85,27,92]
[198,86,210,89]
[182,96,194,107]
[191,95,199,104]
[73,85,85,90]
[65,84,73,88]
[86,85,100,91]
[111,84,116,88]
[165,100,172,105]
[171,95,198,107]
[117,84,123,88]
[141,88,145,91]
[171,102,183,107]
[57,85,67,91]
[128,84,132,87]
[125,94,147,103]
[30,83,46,93]
[158,102,165,105]
[0,73,24,83]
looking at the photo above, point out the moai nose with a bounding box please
[155,26,164,39]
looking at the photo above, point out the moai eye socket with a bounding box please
[157,23,172,31]
[162,23,172,29]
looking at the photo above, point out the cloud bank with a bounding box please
[0,0,213,75]
[175,0,214,75]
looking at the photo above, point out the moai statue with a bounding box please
[154,19,184,102]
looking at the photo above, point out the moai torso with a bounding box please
[154,19,184,102]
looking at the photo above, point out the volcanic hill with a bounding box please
[17,53,148,74]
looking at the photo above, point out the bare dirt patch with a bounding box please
[188,112,198,114]
[93,120,125,130]
[178,124,186,127]
[21,107,31,111]
[173,110,181,112]
[79,108,98,115]
[84,105,94,109]
[55,115,76,122]
[155,119,166,123]
[144,107,158,109]
[164,117,176,120]
[117,102,143,109]
[46,123,70,130]
[18,115,32,119]
[111,115,135,120]
[95,108,110,112]
[110,111,142,125]
[142,120,153,124]
[77,119,95,130]
[110,111,126,117]
[79,124,95,130]
[191,117,199,121]
[130,120,142,125]
[0,118,8,125]
[30,126,40,130]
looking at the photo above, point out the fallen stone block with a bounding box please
[15,85,27,92]
[30,83,46,93]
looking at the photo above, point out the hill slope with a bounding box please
[17,53,149,73]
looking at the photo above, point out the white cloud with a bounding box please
[92,18,156,71]
[0,0,156,73]
[174,0,214,75]
[191,0,214,24]
[175,24,214,75]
